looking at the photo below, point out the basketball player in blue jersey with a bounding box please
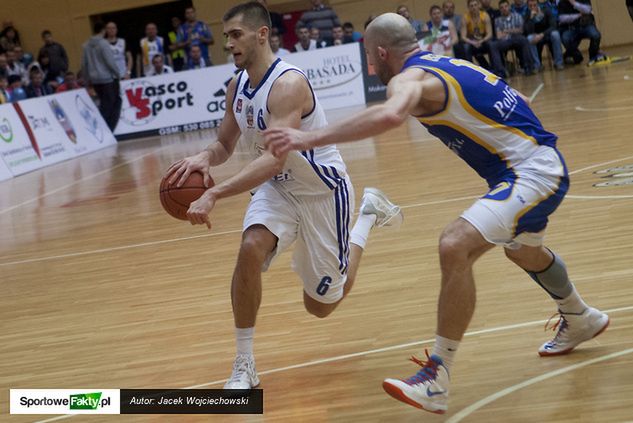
[265,12,609,414]
[165,2,402,390]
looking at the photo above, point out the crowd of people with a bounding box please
[0,1,610,122]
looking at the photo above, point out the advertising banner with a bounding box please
[359,42,387,103]
[0,103,42,176]
[0,151,11,181]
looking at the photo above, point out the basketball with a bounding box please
[159,171,212,220]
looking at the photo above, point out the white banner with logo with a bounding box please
[114,44,366,139]
[283,43,366,111]
[115,64,238,139]
[0,89,116,178]
[0,152,11,181]
[10,389,120,414]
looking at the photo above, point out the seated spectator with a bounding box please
[480,0,500,38]
[36,52,61,90]
[492,0,535,76]
[342,22,362,42]
[310,27,328,48]
[39,30,68,83]
[296,0,341,43]
[0,73,10,103]
[7,74,27,102]
[5,48,26,81]
[558,0,606,65]
[0,26,20,52]
[138,23,167,76]
[56,71,81,92]
[13,46,31,68]
[270,34,291,57]
[294,26,320,51]
[539,0,559,22]
[443,1,463,35]
[460,0,495,69]
[524,0,564,70]
[511,0,528,16]
[420,5,458,56]
[397,4,424,38]
[25,68,53,98]
[186,45,209,70]
[330,24,346,46]
[147,53,173,75]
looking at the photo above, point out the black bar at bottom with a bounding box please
[120,389,263,414]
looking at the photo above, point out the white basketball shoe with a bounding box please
[224,354,260,389]
[539,307,610,356]
[382,352,449,414]
[360,187,403,229]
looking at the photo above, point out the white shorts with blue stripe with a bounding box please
[243,177,355,304]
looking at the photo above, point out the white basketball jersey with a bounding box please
[232,58,347,196]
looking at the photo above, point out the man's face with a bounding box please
[6,51,15,63]
[0,55,7,68]
[105,22,117,38]
[299,27,311,43]
[397,6,411,20]
[65,74,76,85]
[172,17,181,29]
[310,27,320,40]
[14,47,23,59]
[528,0,539,11]
[344,26,354,38]
[153,56,164,69]
[185,8,196,22]
[31,72,43,86]
[270,35,280,50]
[43,33,53,45]
[224,16,258,69]
[431,8,443,24]
[364,40,393,85]
[332,26,344,40]
[468,0,481,14]
[443,2,455,17]
[500,2,511,15]
[146,24,157,38]
[191,46,201,60]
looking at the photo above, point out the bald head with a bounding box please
[365,13,418,53]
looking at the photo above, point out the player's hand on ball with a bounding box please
[166,151,212,188]
[187,191,217,229]
[263,127,311,157]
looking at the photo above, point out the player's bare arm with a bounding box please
[166,77,241,187]
[186,71,308,228]
[264,68,446,157]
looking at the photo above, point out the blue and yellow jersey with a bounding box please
[403,52,560,186]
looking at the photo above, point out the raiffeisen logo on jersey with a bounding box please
[304,54,362,90]
[121,79,194,126]
[0,117,13,142]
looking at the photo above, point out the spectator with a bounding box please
[421,4,458,56]
[539,0,559,22]
[492,0,535,76]
[396,4,424,38]
[511,0,528,16]
[168,17,186,72]
[5,48,26,81]
[186,45,209,70]
[0,26,20,52]
[25,68,53,98]
[0,73,10,103]
[480,0,500,38]
[147,53,173,75]
[257,0,286,36]
[460,0,494,70]
[7,74,27,102]
[294,26,320,51]
[330,24,346,45]
[558,0,606,65]
[56,71,81,92]
[39,30,68,82]
[442,1,463,35]
[81,21,121,131]
[36,51,60,90]
[296,0,341,43]
[270,34,291,57]
[178,7,214,65]
[13,46,31,68]
[310,27,328,48]
[138,23,167,77]
[524,0,564,70]
[105,22,132,79]
[342,22,362,42]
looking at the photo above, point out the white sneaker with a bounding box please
[382,352,449,414]
[224,354,260,389]
[539,307,610,357]
[360,187,403,229]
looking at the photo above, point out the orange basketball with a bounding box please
[159,171,212,220]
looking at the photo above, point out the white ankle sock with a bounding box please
[556,285,588,314]
[350,214,376,249]
[235,327,254,355]
[431,335,459,370]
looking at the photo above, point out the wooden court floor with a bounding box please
[2,50,633,422]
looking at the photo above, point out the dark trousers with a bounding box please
[461,41,493,70]
[490,34,534,75]
[93,80,122,132]
[561,24,601,62]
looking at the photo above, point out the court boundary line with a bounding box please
[447,347,633,423]
[529,83,544,103]
[32,304,633,423]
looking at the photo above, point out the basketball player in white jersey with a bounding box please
[165,2,403,389]
[265,13,609,414]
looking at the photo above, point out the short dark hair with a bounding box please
[41,30,52,38]
[430,4,442,13]
[342,22,354,30]
[93,21,105,34]
[223,1,272,30]
[498,0,509,5]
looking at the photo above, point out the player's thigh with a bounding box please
[440,217,495,262]
[243,183,299,271]
[294,179,355,305]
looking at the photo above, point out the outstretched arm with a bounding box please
[264,68,443,156]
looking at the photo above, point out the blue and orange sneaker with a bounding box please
[382,351,449,414]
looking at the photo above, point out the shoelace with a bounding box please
[403,349,439,385]
[544,313,569,342]
[227,356,252,384]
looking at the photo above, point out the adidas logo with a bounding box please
[208,74,237,113]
